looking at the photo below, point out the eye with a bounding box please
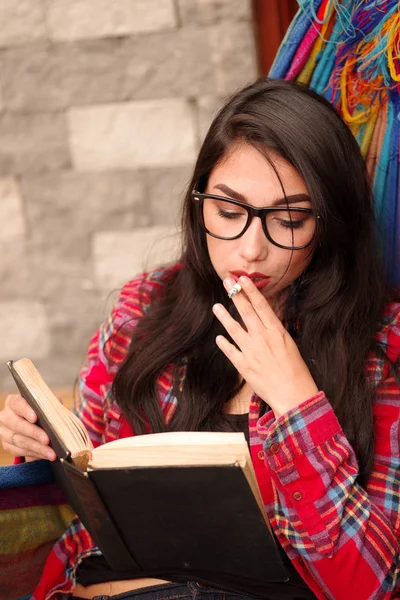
[277,218,306,229]
[215,200,247,220]
[272,210,312,229]
[217,208,246,220]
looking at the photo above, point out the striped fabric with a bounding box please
[270,0,400,289]
[0,461,74,600]
[6,265,400,600]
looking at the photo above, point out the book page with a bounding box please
[10,358,93,465]
[90,431,249,468]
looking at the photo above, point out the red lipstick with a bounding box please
[230,270,271,290]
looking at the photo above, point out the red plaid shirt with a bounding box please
[32,265,400,600]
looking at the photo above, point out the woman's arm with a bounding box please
[258,379,399,599]
[213,277,400,599]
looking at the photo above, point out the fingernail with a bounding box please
[223,277,235,289]
[41,435,48,445]
[239,276,251,285]
[29,411,36,421]
[47,450,56,461]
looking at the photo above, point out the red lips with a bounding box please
[230,270,271,290]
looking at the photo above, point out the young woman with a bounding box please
[0,78,399,600]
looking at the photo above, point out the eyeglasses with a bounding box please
[192,191,316,250]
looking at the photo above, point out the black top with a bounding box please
[77,413,317,599]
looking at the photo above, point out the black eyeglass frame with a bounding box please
[191,191,316,250]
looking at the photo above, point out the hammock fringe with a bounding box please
[271,0,400,288]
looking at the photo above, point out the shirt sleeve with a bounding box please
[257,306,400,600]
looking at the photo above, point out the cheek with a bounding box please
[206,236,230,276]
[206,236,218,269]
[284,248,313,280]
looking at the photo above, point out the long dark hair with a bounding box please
[113,78,390,485]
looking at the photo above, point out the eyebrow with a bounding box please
[213,184,311,207]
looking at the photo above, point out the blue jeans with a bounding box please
[72,581,263,600]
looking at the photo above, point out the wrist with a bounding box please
[271,384,319,419]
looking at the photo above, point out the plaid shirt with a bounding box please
[32,265,400,600]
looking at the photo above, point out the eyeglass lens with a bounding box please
[202,197,315,249]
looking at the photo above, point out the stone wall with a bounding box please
[0,0,257,390]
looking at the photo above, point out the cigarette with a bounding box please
[227,282,242,299]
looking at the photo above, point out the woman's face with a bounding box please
[204,142,315,305]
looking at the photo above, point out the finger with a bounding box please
[0,421,56,460]
[5,394,37,423]
[223,278,264,334]
[2,440,51,461]
[0,395,56,460]
[0,407,50,446]
[212,303,248,348]
[215,335,247,376]
[1,440,31,458]
[0,406,54,460]
[235,276,284,331]
[6,434,56,461]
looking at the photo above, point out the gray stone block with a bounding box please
[0,241,34,300]
[68,99,197,170]
[0,299,50,362]
[0,178,26,241]
[0,78,4,112]
[45,287,110,371]
[0,112,70,175]
[0,237,93,301]
[195,96,224,144]
[93,227,181,290]
[120,27,217,100]
[0,40,127,111]
[0,0,46,48]
[208,21,257,95]
[20,170,150,249]
[144,166,192,226]
[177,0,252,25]
[46,0,177,41]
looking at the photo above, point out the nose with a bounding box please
[238,216,269,263]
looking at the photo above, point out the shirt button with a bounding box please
[257,450,265,460]
[293,491,302,501]
[269,443,280,454]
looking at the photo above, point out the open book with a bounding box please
[8,358,288,595]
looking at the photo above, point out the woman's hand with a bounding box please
[213,276,319,418]
[0,394,56,461]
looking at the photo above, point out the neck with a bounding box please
[224,381,252,414]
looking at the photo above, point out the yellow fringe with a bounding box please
[359,108,379,157]
[387,10,400,82]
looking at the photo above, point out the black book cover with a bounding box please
[87,464,289,594]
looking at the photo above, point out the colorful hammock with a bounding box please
[0,461,74,600]
[270,0,400,289]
